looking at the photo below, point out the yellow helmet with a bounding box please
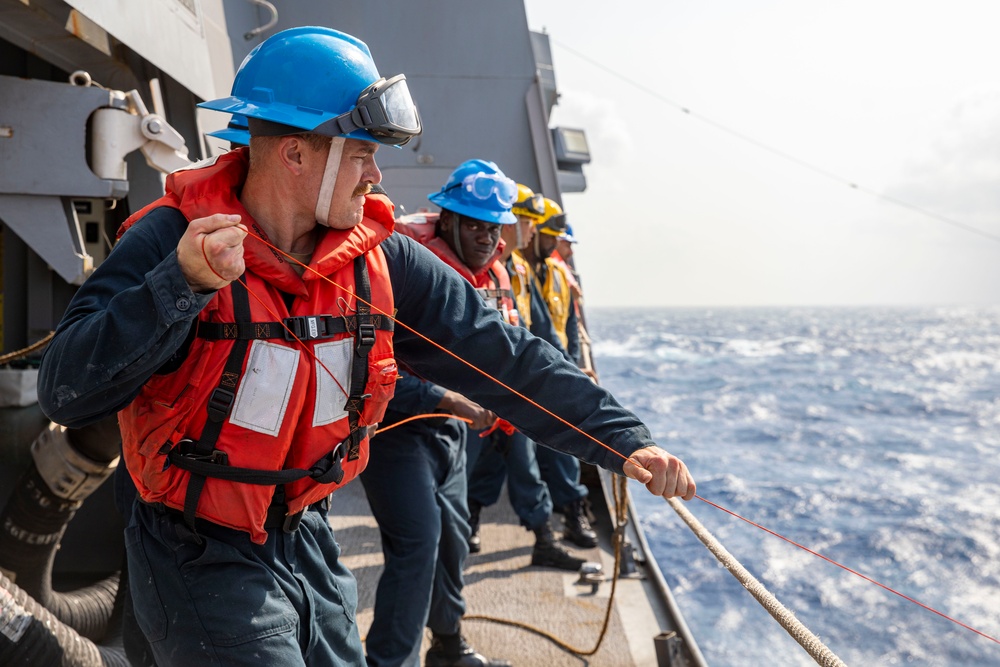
[511,184,545,220]
[534,198,567,237]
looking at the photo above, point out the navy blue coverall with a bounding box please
[360,372,470,667]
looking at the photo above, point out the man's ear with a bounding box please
[277,135,307,175]
[438,210,455,233]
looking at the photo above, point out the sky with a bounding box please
[522,0,1000,308]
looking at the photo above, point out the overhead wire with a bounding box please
[551,38,1000,245]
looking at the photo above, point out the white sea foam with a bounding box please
[592,306,1000,667]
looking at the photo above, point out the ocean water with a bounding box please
[588,306,1000,667]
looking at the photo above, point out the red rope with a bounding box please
[373,413,472,434]
[695,494,1000,646]
[200,236,351,401]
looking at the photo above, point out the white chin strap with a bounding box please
[315,137,345,226]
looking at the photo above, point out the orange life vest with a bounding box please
[395,213,518,325]
[117,149,397,544]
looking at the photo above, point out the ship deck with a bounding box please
[329,473,667,666]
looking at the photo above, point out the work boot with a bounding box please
[425,629,511,667]
[468,501,482,554]
[530,523,584,571]
[559,498,598,548]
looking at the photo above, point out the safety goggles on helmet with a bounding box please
[315,74,421,146]
[536,212,568,237]
[445,172,518,208]
[514,192,545,218]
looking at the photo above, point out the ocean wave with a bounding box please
[591,306,1000,666]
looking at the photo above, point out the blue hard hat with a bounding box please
[428,159,517,225]
[199,26,420,146]
[560,223,578,244]
[207,114,250,146]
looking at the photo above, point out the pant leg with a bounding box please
[113,459,157,666]
[361,425,445,667]
[425,420,470,636]
[466,431,508,509]
[535,443,587,508]
[126,501,363,667]
[497,431,552,530]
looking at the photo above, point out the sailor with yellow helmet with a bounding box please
[516,197,599,547]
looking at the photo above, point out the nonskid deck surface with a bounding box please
[329,478,659,666]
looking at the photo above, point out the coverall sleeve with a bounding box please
[382,234,654,475]
[384,369,447,417]
[37,208,213,427]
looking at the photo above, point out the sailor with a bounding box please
[359,161,515,667]
[519,199,599,548]
[552,223,583,308]
[550,223,596,378]
[465,184,588,569]
[36,26,695,667]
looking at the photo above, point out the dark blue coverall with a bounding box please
[360,372,470,667]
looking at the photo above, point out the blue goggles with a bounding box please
[447,172,518,208]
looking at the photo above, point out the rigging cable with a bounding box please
[551,39,1000,246]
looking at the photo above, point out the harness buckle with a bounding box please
[172,440,231,467]
[310,440,347,485]
[357,323,376,348]
[283,510,304,533]
[206,388,235,422]
[284,315,332,341]
[191,449,230,466]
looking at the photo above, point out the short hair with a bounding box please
[248,133,331,170]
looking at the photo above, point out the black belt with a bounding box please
[146,499,326,534]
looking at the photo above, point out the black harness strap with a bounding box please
[196,314,393,342]
[170,437,348,486]
[344,255,375,462]
[180,278,253,533]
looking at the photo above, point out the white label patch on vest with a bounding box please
[230,340,300,436]
[313,339,353,427]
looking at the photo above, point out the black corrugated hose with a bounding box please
[0,465,119,641]
[0,415,132,666]
[0,568,129,667]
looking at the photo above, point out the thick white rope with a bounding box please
[667,497,848,667]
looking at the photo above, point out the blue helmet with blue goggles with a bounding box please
[428,159,517,225]
[199,26,421,147]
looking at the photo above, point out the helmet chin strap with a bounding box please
[449,212,468,264]
[514,223,523,249]
[315,137,346,226]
